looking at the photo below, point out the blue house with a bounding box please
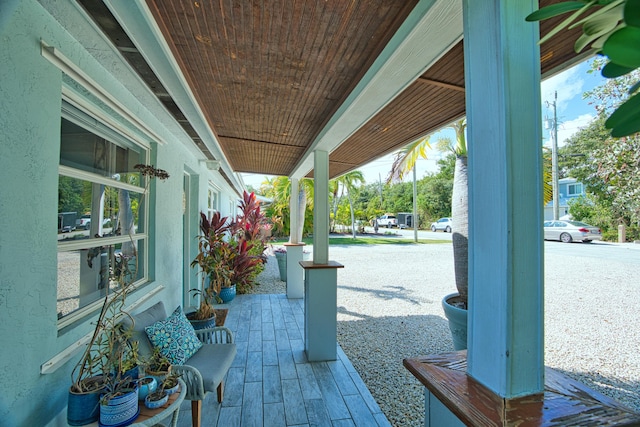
[2,1,637,426]
[544,177,587,220]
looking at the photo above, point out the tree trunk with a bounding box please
[348,190,356,238]
[452,155,469,306]
[297,186,306,240]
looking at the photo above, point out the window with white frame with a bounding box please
[57,101,150,325]
[567,183,583,196]
[207,185,219,220]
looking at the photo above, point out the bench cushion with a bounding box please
[185,342,237,391]
[119,301,167,359]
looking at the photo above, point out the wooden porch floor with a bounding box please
[174,293,391,427]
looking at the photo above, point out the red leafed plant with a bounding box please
[191,191,270,307]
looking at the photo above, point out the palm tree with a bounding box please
[387,136,431,183]
[388,118,469,305]
[449,119,468,306]
[262,176,313,240]
[333,171,364,238]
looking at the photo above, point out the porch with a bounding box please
[173,293,390,427]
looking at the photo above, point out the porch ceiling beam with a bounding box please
[417,76,465,92]
[290,0,463,180]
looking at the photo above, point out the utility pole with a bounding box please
[545,91,559,220]
[413,165,418,243]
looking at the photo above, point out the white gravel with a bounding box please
[251,242,640,427]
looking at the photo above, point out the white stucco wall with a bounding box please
[0,1,240,425]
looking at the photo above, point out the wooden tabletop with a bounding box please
[404,351,640,426]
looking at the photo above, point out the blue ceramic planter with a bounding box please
[442,293,468,351]
[68,389,101,426]
[137,377,157,401]
[219,284,236,303]
[99,384,139,427]
[144,392,168,409]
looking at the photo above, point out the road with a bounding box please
[364,226,640,266]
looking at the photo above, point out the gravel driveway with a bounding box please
[253,242,640,426]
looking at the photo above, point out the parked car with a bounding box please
[431,217,452,232]
[543,220,602,243]
[76,214,91,230]
[376,214,397,228]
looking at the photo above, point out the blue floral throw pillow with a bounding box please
[145,306,202,365]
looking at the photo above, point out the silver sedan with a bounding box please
[543,220,602,243]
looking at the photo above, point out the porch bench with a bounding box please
[404,351,640,426]
[121,301,236,427]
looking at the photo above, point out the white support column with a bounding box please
[289,177,300,244]
[284,242,305,299]
[313,150,330,264]
[463,0,544,398]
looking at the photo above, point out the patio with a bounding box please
[172,293,391,427]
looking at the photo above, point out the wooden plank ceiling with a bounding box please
[92,0,588,180]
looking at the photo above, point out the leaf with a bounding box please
[569,0,623,29]
[525,1,589,22]
[602,26,640,68]
[538,1,599,45]
[624,0,640,27]
[604,91,640,128]
[602,60,636,77]
[610,115,640,136]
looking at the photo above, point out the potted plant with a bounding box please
[143,347,172,382]
[144,372,182,409]
[274,247,287,281]
[99,379,139,427]
[137,376,157,401]
[190,192,269,307]
[189,211,235,317]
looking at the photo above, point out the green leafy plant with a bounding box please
[527,0,640,136]
[190,191,270,308]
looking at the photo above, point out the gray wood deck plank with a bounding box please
[222,366,246,407]
[246,351,263,382]
[295,363,322,400]
[248,328,263,352]
[217,405,242,426]
[311,362,351,420]
[282,378,308,426]
[278,349,298,380]
[328,360,359,396]
[264,402,287,427]
[304,398,333,427]
[242,381,263,426]
[263,365,283,404]
[343,394,378,427]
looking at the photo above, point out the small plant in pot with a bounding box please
[144,372,182,409]
[143,347,172,382]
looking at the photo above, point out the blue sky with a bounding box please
[242,57,606,188]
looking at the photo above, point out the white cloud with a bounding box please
[541,66,585,114]
[543,113,595,148]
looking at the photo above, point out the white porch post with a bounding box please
[286,178,305,298]
[312,150,329,264]
[301,149,342,361]
[463,0,544,397]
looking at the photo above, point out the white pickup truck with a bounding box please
[376,214,397,228]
